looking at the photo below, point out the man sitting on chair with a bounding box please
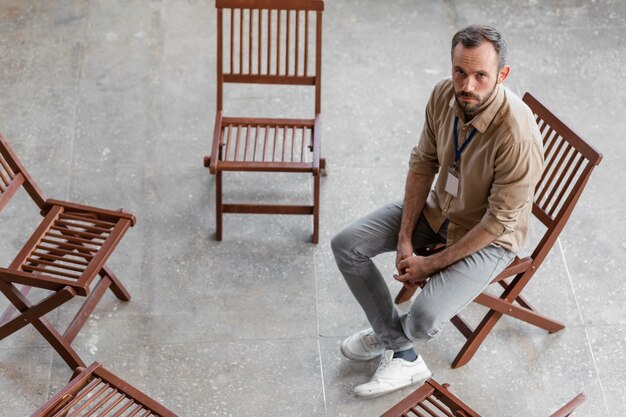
[331,24,543,398]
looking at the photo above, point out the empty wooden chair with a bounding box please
[381,378,586,417]
[204,0,325,243]
[30,362,179,417]
[395,93,603,368]
[0,134,135,369]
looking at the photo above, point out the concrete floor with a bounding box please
[1,1,624,416]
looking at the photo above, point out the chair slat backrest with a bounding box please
[523,93,602,266]
[0,134,47,213]
[216,0,324,112]
[380,379,481,417]
[31,362,179,417]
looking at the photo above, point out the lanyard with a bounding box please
[453,116,477,169]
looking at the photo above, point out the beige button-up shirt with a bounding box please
[409,79,544,252]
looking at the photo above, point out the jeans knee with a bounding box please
[403,310,441,341]
[331,229,352,261]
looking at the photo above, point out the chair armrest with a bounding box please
[44,199,136,226]
[209,110,223,174]
[491,256,533,283]
[312,113,322,174]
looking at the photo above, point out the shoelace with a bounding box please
[371,352,395,380]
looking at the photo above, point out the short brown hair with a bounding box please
[451,25,507,70]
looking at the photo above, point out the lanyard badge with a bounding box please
[445,117,477,197]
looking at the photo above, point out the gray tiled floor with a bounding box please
[1,1,624,416]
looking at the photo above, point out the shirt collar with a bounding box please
[448,84,505,134]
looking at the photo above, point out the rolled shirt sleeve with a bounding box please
[480,137,543,237]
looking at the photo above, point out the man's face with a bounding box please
[451,42,509,117]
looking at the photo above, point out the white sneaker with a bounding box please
[354,350,432,399]
[340,328,384,361]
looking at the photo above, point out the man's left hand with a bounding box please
[394,255,436,285]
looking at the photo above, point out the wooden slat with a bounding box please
[286,9,290,75]
[222,203,313,214]
[25,258,85,273]
[541,142,574,209]
[276,9,281,75]
[252,125,260,161]
[216,0,324,12]
[424,397,455,417]
[248,8,253,74]
[239,8,243,74]
[267,9,271,75]
[304,10,309,76]
[47,199,135,225]
[222,116,314,127]
[34,245,94,260]
[21,265,82,280]
[243,125,251,160]
[40,238,96,255]
[295,10,300,76]
[30,252,90,267]
[257,8,262,74]
[230,8,234,73]
[282,125,287,161]
[59,212,117,228]
[234,124,242,160]
[223,73,315,85]
[50,226,111,240]
[537,136,567,204]
[0,172,25,214]
[548,156,584,218]
[0,153,16,180]
[261,125,269,161]
[224,125,233,158]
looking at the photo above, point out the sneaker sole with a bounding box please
[340,342,383,362]
[354,370,432,399]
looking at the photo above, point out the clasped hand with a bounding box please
[394,240,434,286]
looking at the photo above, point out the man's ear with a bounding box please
[498,65,511,84]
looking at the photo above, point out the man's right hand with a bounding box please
[396,238,414,274]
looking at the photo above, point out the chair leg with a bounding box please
[33,317,86,369]
[216,170,223,241]
[0,282,85,369]
[64,276,112,344]
[312,173,320,243]
[100,265,131,302]
[451,308,503,368]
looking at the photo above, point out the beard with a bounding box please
[455,83,497,117]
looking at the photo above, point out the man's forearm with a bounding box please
[429,224,499,271]
[399,170,434,242]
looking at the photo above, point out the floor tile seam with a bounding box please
[559,238,611,415]
[65,2,90,202]
[82,336,324,349]
[583,327,612,417]
[557,238,585,326]
[316,338,329,417]
[312,250,330,416]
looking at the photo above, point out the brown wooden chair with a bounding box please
[381,378,586,417]
[30,362,179,417]
[0,134,135,369]
[395,93,603,368]
[204,0,325,243]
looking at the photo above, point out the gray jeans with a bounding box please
[331,201,515,352]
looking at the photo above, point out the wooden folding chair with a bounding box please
[0,134,135,369]
[30,362,179,417]
[395,93,603,368]
[204,0,326,243]
[381,378,586,417]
